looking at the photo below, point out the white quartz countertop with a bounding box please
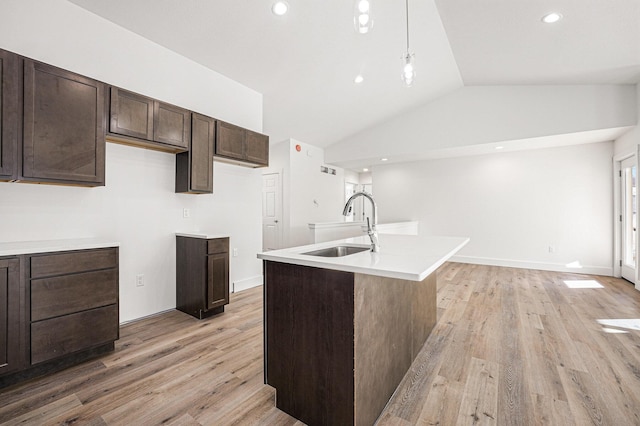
[257,234,469,281]
[175,232,230,239]
[0,238,120,256]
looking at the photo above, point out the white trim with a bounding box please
[451,255,613,277]
[232,275,263,293]
[119,308,175,326]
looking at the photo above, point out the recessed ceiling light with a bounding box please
[354,74,364,84]
[495,146,504,150]
[363,168,369,172]
[541,12,562,24]
[381,158,388,161]
[272,1,289,16]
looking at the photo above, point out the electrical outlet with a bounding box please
[136,274,144,287]
[233,248,239,257]
[183,208,190,218]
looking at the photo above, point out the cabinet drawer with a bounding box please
[30,248,117,279]
[31,269,118,322]
[207,238,229,254]
[31,304,118,365]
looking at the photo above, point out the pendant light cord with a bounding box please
[405,0,410,51]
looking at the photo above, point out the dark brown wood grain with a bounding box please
[31,269,118,322]
[109,87,153,141]
[207,252,229,310]
[245,129,269,166]
[207,238,228,254]
[264,261,355,426]
[215,120,245,161]
[30,248,117,279]
[0,258,22,376]
[153,101,190,149]
[0,49,19,181]
[22,59,106,186]
[31,304,118,365]
[175,113,214,194]
[176,236,229,319]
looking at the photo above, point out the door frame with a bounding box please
[262,171,283,251]
[613,151,638,287]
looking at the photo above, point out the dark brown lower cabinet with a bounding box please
[0,258,22,376]
[0,247,119,388]
[176,236,229,319]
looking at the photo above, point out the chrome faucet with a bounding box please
[342,191,379,252]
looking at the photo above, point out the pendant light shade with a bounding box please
[354,0,373,34]
[402,52,415,87]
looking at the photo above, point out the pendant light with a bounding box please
[354,0,373,34]
[402,0,415,87]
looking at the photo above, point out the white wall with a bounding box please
[266,139,347,248]
[0,0,264,322]
[614,84,640,157]
[373,142,614,275]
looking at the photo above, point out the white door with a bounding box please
[621,156,637,283]
[262,173,282,251]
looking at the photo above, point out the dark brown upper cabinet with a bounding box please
[0,257,23,376]
[0,50,19,181]
[215,121,269,167]
[245,129,269,166]
[22,60,106,186]
[109,87,190,153]
[176,113,214,194]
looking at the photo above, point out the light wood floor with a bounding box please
[1,263,639,425]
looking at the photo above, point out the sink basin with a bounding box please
[302,245,370,257]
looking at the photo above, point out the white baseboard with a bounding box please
[451,255,613,277]
[232,275,263,293]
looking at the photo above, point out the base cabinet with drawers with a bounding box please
[0,245,119,388]
[176,236,229,319]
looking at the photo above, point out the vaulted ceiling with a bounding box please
[70,0,640,157]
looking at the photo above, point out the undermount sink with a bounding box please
[302,245,370,257]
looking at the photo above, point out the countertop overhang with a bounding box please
[257,234,469,281]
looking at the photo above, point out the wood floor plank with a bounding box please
[455,357,499,425]
[1,264,639,426]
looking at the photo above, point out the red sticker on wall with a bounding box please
[295,144,301,152]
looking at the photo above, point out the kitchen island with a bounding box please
[258,233,469,426]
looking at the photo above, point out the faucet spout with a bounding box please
[342,191,379,252]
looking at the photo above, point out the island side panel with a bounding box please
[354,274,414,426]
[411,271,437,358]
[264,261,355,426]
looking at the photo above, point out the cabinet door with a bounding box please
[215,121,245,161]
[191,113,214,193]
[0,50,19,181]
[109,87,153,141]
[23,60,106,185]
[154,102,190,149]
[0,258,22,376]
[207,252,229,310]
[245,130,269,166]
